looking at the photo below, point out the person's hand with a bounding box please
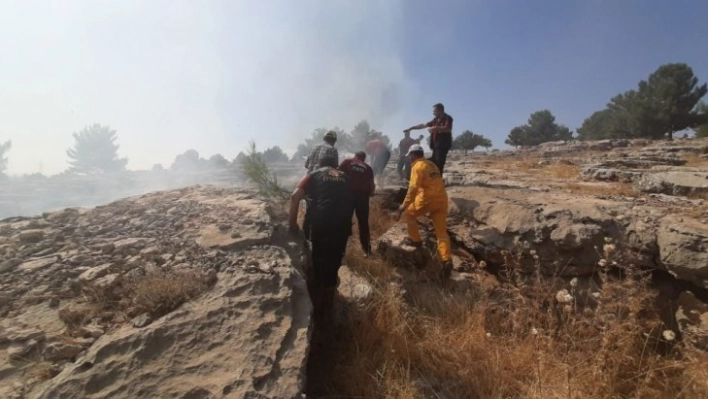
[418,134,424,140]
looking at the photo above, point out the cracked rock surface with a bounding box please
[0,186,311,399]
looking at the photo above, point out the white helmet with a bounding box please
[406,144,424,156]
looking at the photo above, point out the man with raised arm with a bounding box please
[403,103,453,175]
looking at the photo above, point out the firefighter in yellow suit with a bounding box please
[397,144,452,279]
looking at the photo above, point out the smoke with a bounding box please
[0,0,418,176]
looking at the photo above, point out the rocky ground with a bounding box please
[0,187,311,399]
[1,138,708,398]
[376,137,708,353]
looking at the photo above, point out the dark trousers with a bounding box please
[311,230,349,289]
[303,197,312,240]
[429,133,452,174]
[352,193,371,254]
[396,156,411,180]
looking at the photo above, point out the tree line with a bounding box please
[507,63,708,147]
[2,62,706,178]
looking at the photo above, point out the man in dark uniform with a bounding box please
[403,103,453,175]
[339,151,375,256]
[302,130,339,239]
[289,155,353,327]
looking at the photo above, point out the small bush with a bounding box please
[124,270,215,318]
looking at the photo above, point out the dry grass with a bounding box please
[490,155,581,180]
[564,182,638,197]
[67,268,215,331]
[306,202,708,398]
[123,269,215,318]
[684,153,708,168]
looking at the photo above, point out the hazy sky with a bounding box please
[1,0,707,175]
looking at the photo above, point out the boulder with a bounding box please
[658,216,708,288]
[377,224,435,269]
[18,229,45,243]
[43,342,85,361]
[447,191,624,276]
[580,167,642,183]
[636,171,708,196]
[78,264,112,282]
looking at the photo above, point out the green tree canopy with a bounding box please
[171,149,206,171]
[349,120,390,151]
[290,120,392,162]
[66,124,128,174]
[505,110,573,147]
[0,140,11,177]
[453,130,492,154]
[208,154,230,169]
[261,146,289,164]
[578,63,708,141]
[233,151,248,164]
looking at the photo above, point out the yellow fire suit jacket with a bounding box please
[402,158,448,210]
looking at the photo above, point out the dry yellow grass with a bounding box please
[489,155,581,180]
[684,153,708,168]
[564,182,637,197]
[306,202,708,398]
[124,269,215,318]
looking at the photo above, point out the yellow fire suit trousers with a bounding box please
[405,200,451,262]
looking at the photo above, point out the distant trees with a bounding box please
[261,146,289,164]
[505,110,573,147]
[171,149,204,171]
[66,124,128,174]
[578,63,708,141]
[453,131,492,154]
[233,152,248,164]
[290,120,391,162]
[208,154,230,169]
[0,140,10,177]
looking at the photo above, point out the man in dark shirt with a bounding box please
[403,103,453,174]
[289,155,353,327]
[339,151,375,255]
[365,138,391,189]
[302,130,339,239]
[396,131,423,181]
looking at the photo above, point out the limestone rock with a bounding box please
[636,170,708,196]
[0,327,46,344]
[0,187,314,399]
[18,229,45,243]
[658,216,708,288]
[43,342,84,361]
[0,258,22,273]
[78,264,111,282]
[35,259,311,398]
[377,224,435,269]
[17,257,55,272]
[131,313,152,328]
[7,339,39,360]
